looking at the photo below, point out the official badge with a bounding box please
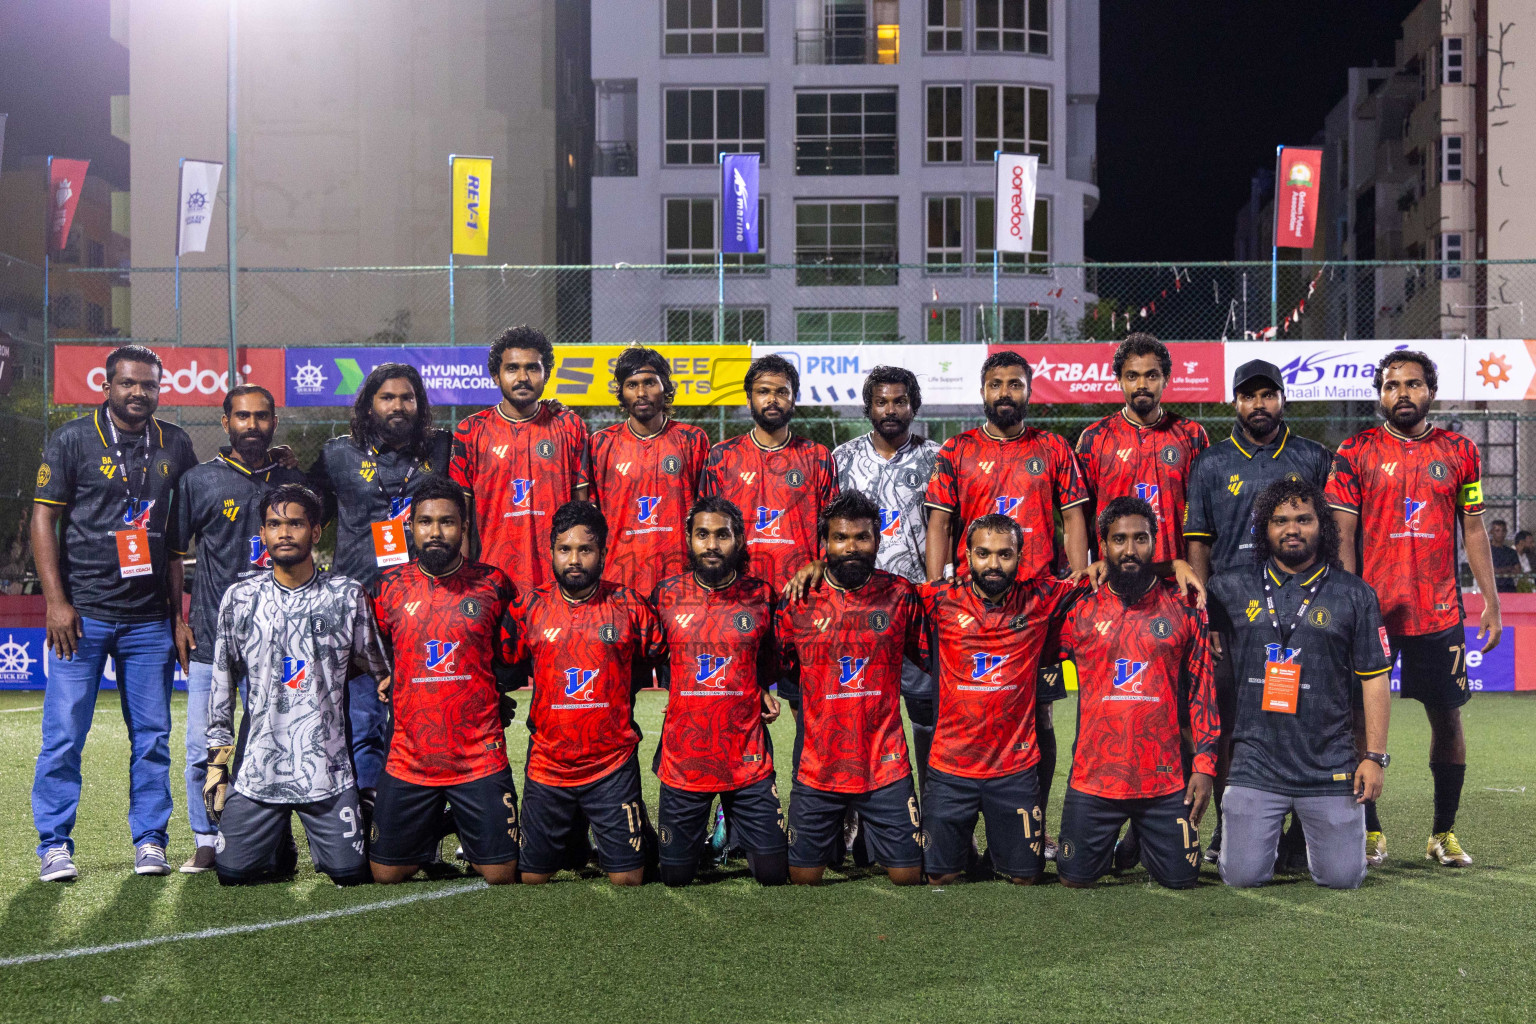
[36,464,50,488]
[1025,456,1046,477]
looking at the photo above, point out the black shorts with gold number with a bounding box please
[370,767,520,866]
[1391,624,1471,708]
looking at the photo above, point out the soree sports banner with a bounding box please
[47,157,90,252]
[176,159,224,255]
[1223,341,1465,401]
[988,343,1225,403]
[720,153,760,254]
[450,155,493,257]
[751,345,987,406]
[994,153,1039,254]
[1273,146,1324,249]
[285,345,753,407]
[54,346,286,407]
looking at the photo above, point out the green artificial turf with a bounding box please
[1,688,1534,1023]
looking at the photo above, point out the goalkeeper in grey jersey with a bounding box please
[204,484,390,886]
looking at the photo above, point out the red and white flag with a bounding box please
[994,153,1039,254]
[47,157,90,252]
[1273,146,1323,249]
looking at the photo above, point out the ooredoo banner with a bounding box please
[751,344,987,406]
[53,346,286,406]
[987,343,1225,402]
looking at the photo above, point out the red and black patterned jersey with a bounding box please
[369,560,518,786]
[698,432,838,592]
[920,576,1084,779]
[588,418,711,597]
[450,402,590,594]
[775,570,924,794]
[1075,410,1209,562]
[924,425,1088,578]
[650,572,779,793]
[1325,424,1484,636]
[1057,580,1217,800]
[505,580,663,787]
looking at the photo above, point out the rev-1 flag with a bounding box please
[177,159,224,255]
[1273,146,1323,249]
[451,154,493,257]
[994,153,1039,254]
[720,152,759,254]
[47,157,90,253]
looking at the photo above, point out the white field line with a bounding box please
[0,879,487,968]
[0,705,44,714]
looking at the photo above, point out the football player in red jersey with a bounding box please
[924,349,1089,858]
[919,514,1086,885]
[1056,496,1217,889]
[1075,334,1209,564]
[778,492,926,886]
[368,478,521,885]
[589,347,710,597]
[451,326,590,594]
[1327,351,1500,868]
[650,495,788,887]
[507,501,664,886]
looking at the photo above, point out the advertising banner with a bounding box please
[720,153,760,255]
[450,155,493,257]
[0,628,189,691]
[176,159,224,255]
[751,345,987,406]
[1273,146,1324,249]
[47,157,90,252]
[994,153,1039,254]
[54,346,286,406]
[286,345,753,407]
[1463,339,1536,400]
[985,343,1225,403]
[1222,341,1465,401]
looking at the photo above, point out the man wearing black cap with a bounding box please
[1182,358,1333,864]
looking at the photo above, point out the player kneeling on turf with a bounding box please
[651,496,788,886]
[507,501,665,885]
[367,478,521,885]
[1055,497,1217,889]
[203,484,389,886]
[777,492,926,886]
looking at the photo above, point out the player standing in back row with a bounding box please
[1326,350,1500,867]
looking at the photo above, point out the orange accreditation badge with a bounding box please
[372,519,410,567]
[116,528,154,578]
[1261,661,1300,714]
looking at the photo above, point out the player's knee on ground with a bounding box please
[886,866,924,885]
[327,870,371,887]
[659,859,698,887]
[607,868,645,886]
[370,861,421,884]
[746,850,788,886]
[473,862,519,885]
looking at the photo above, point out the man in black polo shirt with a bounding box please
[1207,478,1392,890]
[31,345,200,881]
[306,363,452,798]
[171,383,306,873]
[1183,358,1333,863]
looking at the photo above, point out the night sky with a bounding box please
[1087,0,1421,261]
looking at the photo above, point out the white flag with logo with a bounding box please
[994,153,1039,255]
[177,159,224,255]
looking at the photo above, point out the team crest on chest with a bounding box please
[733,611,756,633]
[663,455,682,476]
[785,468,805,488]
[536,439,555,460]
[461,598,481,619]
[867,610,891,633]
[1309,607,1331,628]
[599,623,618,644]
[1009,614,1029,631]
[1149,617,1173,640]
[311,614,332,635]
[1429,461,1448,481]
[1025,456,1046,476]
[1159,445,1180,466]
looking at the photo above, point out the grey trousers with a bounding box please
[1218,785,1367,890]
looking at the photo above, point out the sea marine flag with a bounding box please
[177,159,224,255]
[720,152,759,254]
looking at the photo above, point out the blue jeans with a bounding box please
[32,616,175,857]
[348,673,387,790]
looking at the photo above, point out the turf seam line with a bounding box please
[0,879,488,968]
[0,705,44,713]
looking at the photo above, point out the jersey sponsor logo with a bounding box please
[1135,482,1160,505]
[511,479,534,508]
[1404,497,1427,525]
[542,628,563,643]
[248,536,271,568]
[1113,658,1147,692]
[1094,620,1111,635]
[958,612,976,629]
[813,615,833,633]
[389,496,411,521]
[615,461,632,476]
[674,613,696,629]
[971,652,1007,683]
[879,508,902,538]
[1246,600,1262,622]
[1159,445,1180,466]
[694,654,733,687]
[491,444,510,459]
[1429,460,1448,481]
[425,639,460,673]
[1116,447,1133,462]
[978,461,997,475]
[123,499,155,529]
[1150,617,1173,639]
[1379,626,1391,658]
[738,471,758,485]
[1264,643,1300,664]
[282,657,308,690]
[1380,461,1399,476]
[405,600,422,617]
[636,495,662,525]
[1227,474,1243,496]
[996,496,1022,516]
[563,667,599,700]
[754,507,785,537]
[837,656,869,689]
[536,439,555,460]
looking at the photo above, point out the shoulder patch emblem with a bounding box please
[35,464,50,488]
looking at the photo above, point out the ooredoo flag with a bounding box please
[450,155,493,256]
[177,159,224,255]
[1274,146,1323,249]
[720,153,760,254]
[994,153,1038,254]
[47,157,90,252]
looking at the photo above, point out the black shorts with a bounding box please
[658,775,786,866]
[775,675,801,708]
[787,775,922,870]
[922,765,1043,879]
[215,788,366,882]
[370,768,520,867]
[1057,786,1200,889]
[1037,661,1068,703]
[1391,625,1470,708]
[520,755,650,874]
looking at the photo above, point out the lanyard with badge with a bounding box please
[105,412,157,578]
[1260,565,1326,714]
[370,449,424,567]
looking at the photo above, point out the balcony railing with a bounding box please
[794,26,900,65]
[593,141,637,178]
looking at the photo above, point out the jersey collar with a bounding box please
[864,432,919,458]
[1384,421,1435,443]
[625,416,670,441]
[825,568,875,594]
[216,448,277,477]
[495,401,545,425]
[980,423,1032,444]
[749,430,794,453]
[1229,425,1290,460]
[1119,408,1166,430]
[1266,560,1327,587]
[693,570,738,592]
[94,404,164,450]
[417,556,466,581]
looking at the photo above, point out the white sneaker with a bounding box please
[40,846,78,882]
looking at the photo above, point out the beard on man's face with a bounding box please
[231,429,271,463]
[984,396,1024,430]
[375,411,415,445]
[751,403,791,433]
[557,562,601,593]
[688,547,738,586]
[1105,551,1151,594]
[826,551,876,589]
[418,541,458,574]
[972,564,1016,599]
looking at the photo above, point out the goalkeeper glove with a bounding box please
[203,745,235,826]
[499,693,518,727]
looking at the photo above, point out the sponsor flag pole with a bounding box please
[42,157,50,444]
[717,155,726,345]
[175,158,183,349]
[226,0,239,383]
[450,154,494,349]
[992,153,1000,342]
[992,151,1037,343]
[1271,146,1280,334]
[719,153,760,347]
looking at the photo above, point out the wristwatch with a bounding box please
[1362,751,1390,768]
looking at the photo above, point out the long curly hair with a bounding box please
[1249,477,1342,569]
[349,363,434,452]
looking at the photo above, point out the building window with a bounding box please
[664,87,766,165]
[927,0,963,52]
[52,294,81,329]
[794,200,898,286]
[86,301,107,335]
[666,306,768,343]
[974,84,1049,164]
[86,239,106,268]
[1439,232,1464,280]
[795,308,900,343]
[794,91,897,175]
[1441,135,1463,183]
[977,305,1050,342]
[665,0,765,56]
[975,0,1047,55]
[926,85,963,163]
[974,195,1050,273]
[1443,36,1464,84]
[925,305,964,341]
[664,196,767,273]
[926,195,964,272]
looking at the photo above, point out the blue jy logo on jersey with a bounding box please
[879,508,901,538]
[389,495,412,521]
[282,657,308,690]
[637,495,662,525]
[1113,658,1147,693]
[1264,644,1300,664]
[122,499,155,530]
[1404,497,1427,525]
[694,654,732,687]
[563,666,599,700]
[511,479,534,508]
[425,640,460,674]
[755,506,785,537]
[248,535,271,568]
[995,496,1022,517]
[971,652,1007,682]
[1135,482,1160,504]
[837,656,869,689]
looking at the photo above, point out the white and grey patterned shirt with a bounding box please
[208,570,389,803]
[832,432,941,585]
